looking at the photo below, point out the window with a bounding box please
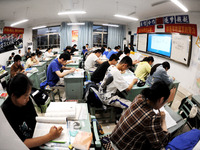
[93,25,108,47]
[36,26,60,49]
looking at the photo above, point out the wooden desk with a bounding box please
[64,70,84,100]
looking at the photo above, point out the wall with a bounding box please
[127,13,200,95]
[0,27,32,66]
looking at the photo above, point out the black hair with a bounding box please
[18,49,21,52]
[141,81,170,104]
[86,44,89,46]
[65,46,72,51]
[59,53,70,60]
[28,47,31,50]
[37,51,42,56]
[118,45,121,48]
[14,55,21,62]
[142,56,154,63]
[83,46,86,49]
[94,49,102,53]
[101,47,105,53]
[11,52,15,56]
[108,47,111,50]
[73,44,77,47]
[119,56,132,67]
[124,48,130,55]
[103,45,107,48]
[150,61,170,76]
[7,73,32,98]
[46,48,51,52]
[31,53,36,57]
[117,51,123,58]
[109,54,119,61]
[114,46,119,50]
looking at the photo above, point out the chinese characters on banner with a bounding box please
[165,24,197,36]
[72,30,78,45]
[137,26,155,34]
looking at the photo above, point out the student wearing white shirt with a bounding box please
[25,53,39,69]
[84,49,103,72]
[44,48,56,59]
[35,51,43,62]
[119,48,139,65]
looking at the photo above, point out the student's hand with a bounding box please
[167,87,176,103]
[172,77,175,81]
[133,78,138,84]
[70,67,76,73]
[160,111,166,122]
[49,126,63,140]
[133,60,139,65]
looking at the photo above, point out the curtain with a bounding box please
[60,22,72,51]
[78,22,93,49]
[107,25,126,49]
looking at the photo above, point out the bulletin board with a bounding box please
[137,33,147,52]
[171,34,192,66]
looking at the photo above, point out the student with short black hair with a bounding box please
[44,47,55,59]
[71,44,78,54]
[134,56,154,82]
[25,53,39,69]
[106,46,120,59]
[99,56,138,109]
[63,46,72,54]
[82,46,87,55]
[10,55,26,78]
[103,47,111,57]
[7,52,15,66]
[35,51,43,62]
[1,73,63,149]
[84,49,103,72]
[110,81,176,150]
[25,47,32,60]
[91,54,119,83]
[146,61,175,87]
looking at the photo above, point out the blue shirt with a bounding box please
[82,49,88,55]
[106,50,118,59]
[47,58,62,87]
[103,51,109,57]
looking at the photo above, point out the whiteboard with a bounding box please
[171,34,192,65]
[137,34,147,52]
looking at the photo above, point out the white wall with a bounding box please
[0,27,32,66]
[127,13,200,95]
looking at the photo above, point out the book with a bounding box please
[33,102,80,143]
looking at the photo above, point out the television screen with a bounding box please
[147,34,172,57]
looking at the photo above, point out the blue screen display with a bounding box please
[147,34,172,57]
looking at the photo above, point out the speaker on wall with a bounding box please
[128,31,132,35]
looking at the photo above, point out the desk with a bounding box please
[33,62,47,73]
[27,71,40,89]
[64,70,84,100]
[0,98,5,106]
[66,62,79,68]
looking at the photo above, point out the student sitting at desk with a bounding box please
[119,47,139,65]
[91,54,119,83]
[25,47,31,60]
[35,51,44,62]
[1,73,63,149]
[134,56,154,82]
[99,56,138,109]
[110,81,175,150]
[71,44,78,55]
[18,49,24,57]
[146,61,175,87]
[25,53,39,69]
[103,47,111,58]
[10,55,26,78]
[106,46,120,59]
[63,46,73,64]
[82,46,88,55]
[84,49,103,72]
[7,52,15,66]
[44,47,56,59]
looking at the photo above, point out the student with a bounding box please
[63,46,72,54]
[44,48,54,59]
[110,81,174,150]
[82,46,88,55]
[46,53,76,87]
[134,56,154,82]
[84,49,103,72]
[128,43,134,51]
[99,56,138,109]
[103,47,111,57]
[71,44,78,54]
[10,55,26,78]
[91,54,119,83]
[25,47,32,60]
[25,53,39,69]
[119,48,139,65]
[146,61,175,87]
[36,47,40,54]
[63,46,74,65]
[35,51,43,62]
[85,43,92,51]
[1,73,63,149]
[106,46,119,59]
[18,49,24,57]
[7,52,15,66]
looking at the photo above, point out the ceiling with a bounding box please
[0,0,200,28]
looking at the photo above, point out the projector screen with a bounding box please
[147,34,172,57]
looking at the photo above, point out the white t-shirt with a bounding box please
[99,65,129,104]
[119,53,126,61]
[36,56,43,62]
[44,52,53,58]
[84,53,99,72]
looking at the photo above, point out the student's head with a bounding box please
[124,48,130,56]
[118,45,121,49]
[142,56,154,65]
[47,47,52,52]
[101,47,105,53]
[7,73,32,107]
[94,49,102,57]
[73,44,77,48]
[114,46,119,51]
[11,52,15,57]
[117,51,123,58]
[64,46,72,53]
[31,53,36,60]
[118,56,132,71]
[28,47,31,51]
[162,61,170,71]
[83,46,86,50]
[109,54,119,65]
[141,81,170,109]
[37,51,42,58]
[103,45,107,48]
[86,44,89,48]
[128,43,132,48]
[18,49,21,53]
[108,47,111,51]
[59,53,71,65]
[14,55,22,66]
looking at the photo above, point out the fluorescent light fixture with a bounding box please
[10,19,29,27]
[114,14,138,21]
[102,24,119,27]
[58,11,86,15]
[67,23,85,25]
[32,26,47,30]
[171,0,188,12]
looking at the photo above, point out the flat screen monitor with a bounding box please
[147,33,172,57]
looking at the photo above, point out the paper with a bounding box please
[122,70,138,85]
[153,106,177,129]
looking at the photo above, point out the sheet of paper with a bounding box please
[36,116,67,124]
[122,71,138,85]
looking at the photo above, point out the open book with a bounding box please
[33,102,81,143]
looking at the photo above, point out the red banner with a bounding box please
[3,27,24,34]
[137,25,155,34]
[165,24,197,36]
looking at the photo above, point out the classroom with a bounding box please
[0,0,200,149]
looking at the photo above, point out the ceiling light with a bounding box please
[32,26,47,30]
[171,0,188,12]
[67,23,85,25]
[58,11,86,15]
[114,14,138,21]
[10,19,29,27]
[102,24,119,27]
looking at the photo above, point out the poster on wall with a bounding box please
[72,30,78,45]
[0,34,23,53]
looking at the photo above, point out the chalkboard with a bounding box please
[171,34,192,65]
[137,33,147,52]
